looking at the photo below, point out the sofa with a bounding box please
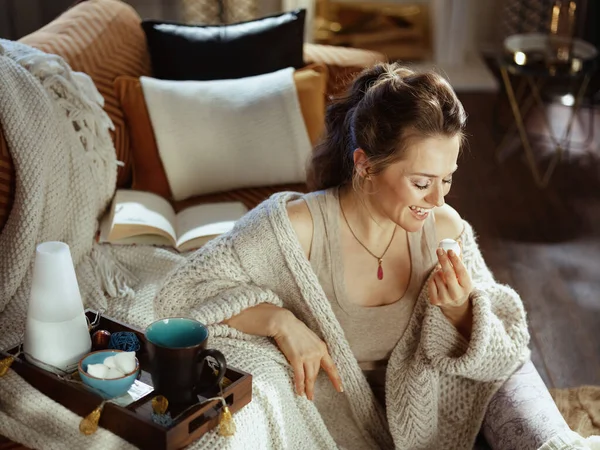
[0,0,385,236]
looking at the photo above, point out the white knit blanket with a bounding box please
[0,40,183,449]
[141,67,312,201]
[0,40,595,450]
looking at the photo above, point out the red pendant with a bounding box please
[377,259,384,280]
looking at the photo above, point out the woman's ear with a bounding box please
[353,148,370,177]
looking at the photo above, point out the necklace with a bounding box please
[339,197,396,281]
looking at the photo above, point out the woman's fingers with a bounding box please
[448,249,470,288]
[434,271,449,301]
[437,249,456,280]
[428,276,439,305]
[321,353,344,393]
[293,353,344,400]
[292,361,305,396]
[437,249,464,302]
[304,361,319,401]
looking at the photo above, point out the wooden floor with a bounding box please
[2,92,600,449]
[450,92,600,390]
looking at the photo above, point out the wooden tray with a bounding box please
[6,311,252,450]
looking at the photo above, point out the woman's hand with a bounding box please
[428,248,474,337]
[271,311,344,400]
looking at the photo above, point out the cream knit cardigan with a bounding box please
[155,192,532,450]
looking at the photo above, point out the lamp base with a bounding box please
[24,312,92,374]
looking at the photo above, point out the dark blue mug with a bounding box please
[145,318,227,405]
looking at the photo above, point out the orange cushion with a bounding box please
[114,77,171,199]
[115,64,327,200]
[19,0,151,188]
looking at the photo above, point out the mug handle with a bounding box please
[197,349,227,390]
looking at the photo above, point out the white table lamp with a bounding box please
[23,242,92,373]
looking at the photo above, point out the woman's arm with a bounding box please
[222,303,294,337]
[424,212,530,382]
[432,204,473,338]
[155,208,342,400]
[217,198,313,337]
[222,294,344,401]
[223,200,343,400]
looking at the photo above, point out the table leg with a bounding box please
[498,66,591,188]
[499,67,546,187]
[526,74,591,186]
[494,76,543,162]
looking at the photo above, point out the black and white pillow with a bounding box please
[142,9,306,81]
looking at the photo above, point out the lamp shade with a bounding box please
[23,242,92,373]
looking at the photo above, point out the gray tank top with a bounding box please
[304,187,438,407]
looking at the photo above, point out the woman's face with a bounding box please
[365,135,461,233]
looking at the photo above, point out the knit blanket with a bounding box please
[0,40,184,449]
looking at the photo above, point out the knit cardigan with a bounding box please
[155,191,532,450]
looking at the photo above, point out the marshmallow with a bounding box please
[86,363,109,378]
[114,351,136,374]
[104,367,126,379]
[438,239,461,258]
[84,352,137,379]
[103,356,118,369]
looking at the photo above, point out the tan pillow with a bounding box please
[114,64,327,199]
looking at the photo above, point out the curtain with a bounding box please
[431,0,472,65]
[181,0,258,25]
[282,0,315,42]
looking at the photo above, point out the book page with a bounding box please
[103,234,174,247]
[175,202,248,251]
[107,190,177,244]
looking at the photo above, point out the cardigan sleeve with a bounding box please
[154,233,284,328]
[421,221,531,382]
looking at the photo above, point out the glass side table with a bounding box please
[496,33,598,187]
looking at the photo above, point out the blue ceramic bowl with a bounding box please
[78,350,139,399]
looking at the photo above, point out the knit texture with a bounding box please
[0,41,185,449]
[154,192,533,450]
[0,39,116,310]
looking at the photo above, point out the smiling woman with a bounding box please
[154,63,583,449]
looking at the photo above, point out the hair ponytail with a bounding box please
[306,64,389,191]
[306,62,466,192]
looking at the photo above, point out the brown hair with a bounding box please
[306,62,467,191]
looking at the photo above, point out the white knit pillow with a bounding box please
[140,68,312,201]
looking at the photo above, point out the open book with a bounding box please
[99,190,248,252]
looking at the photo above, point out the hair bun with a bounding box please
[351,63,416,100]
[353,63,389,92]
